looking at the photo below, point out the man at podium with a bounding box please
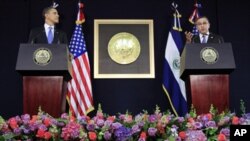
[185,16,224,44]
[28,6,68,44]
[181,16,235,114]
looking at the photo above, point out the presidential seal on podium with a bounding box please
[200,47,219,64]
[33,48,52,66]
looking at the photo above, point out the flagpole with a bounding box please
[67,0,94,118]
[162,2,188,117]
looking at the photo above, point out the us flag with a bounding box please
[189,1,201,35]
[67,2,94,117]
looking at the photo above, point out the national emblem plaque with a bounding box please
[108,32,141,65]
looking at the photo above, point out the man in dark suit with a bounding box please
[28,6,68,44]
[185,16,224,44]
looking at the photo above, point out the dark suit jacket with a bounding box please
[28,27,68,44]
[191,33,224,43]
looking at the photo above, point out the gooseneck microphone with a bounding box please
[56,31,60,44]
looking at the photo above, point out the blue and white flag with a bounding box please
[162,3,187,117]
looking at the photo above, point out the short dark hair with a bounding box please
[195,16,210,24]
[42,6,55,18]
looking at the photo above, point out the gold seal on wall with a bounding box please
[200,47,219,64]
[108,32,141,64]
[33,48,52,66]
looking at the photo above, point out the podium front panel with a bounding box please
[16,44,69,71]
[180,43,236,79]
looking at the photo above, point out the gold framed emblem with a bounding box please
[108,32,141,65]
[94,19,155,79]
[33,48,52,66]
[200,47,219,64]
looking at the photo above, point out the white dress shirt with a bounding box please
[44,23,55,38]
[199,32,209,43]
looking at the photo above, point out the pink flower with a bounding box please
[156,122,165,134]
[232,116,239,125]
[44,131,52,140]
[36,129,52,140]
[217,133,227,141]
[61,122,81,140]
[206,113,213,120]
[36,129,45,138]
[88,131,97,141]
[29,115,38,124]
[43,118,51,127]
[140,131,147,139]
[97,111,104,118]
[188,117,195,123]
[8,117,18,129]
[124,115,133,123]
[107,116,115,122]
[70,115,76,122]
[179,131,186,140]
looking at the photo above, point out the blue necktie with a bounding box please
[47,27,53,44]
[201,35,206,43]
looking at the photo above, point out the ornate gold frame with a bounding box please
[94,19,155,79]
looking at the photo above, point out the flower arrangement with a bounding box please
[0,103,249,141]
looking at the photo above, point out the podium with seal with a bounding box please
[16,44,71,117]
[180,43,236,114]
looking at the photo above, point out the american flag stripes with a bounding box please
[67,2,94,117]
[189,1,202,35]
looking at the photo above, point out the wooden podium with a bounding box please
[16,44,71,117]
[180,43,235,114]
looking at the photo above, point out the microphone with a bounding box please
[218,37,224,43]
[218,38,222,43]
[30,35,36,44]
[191,35,199,43]
[56,31,61,44]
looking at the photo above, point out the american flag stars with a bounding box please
[69,25,86,57]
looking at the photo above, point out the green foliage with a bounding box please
[240,99,246,115]
[189,104,197,118]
